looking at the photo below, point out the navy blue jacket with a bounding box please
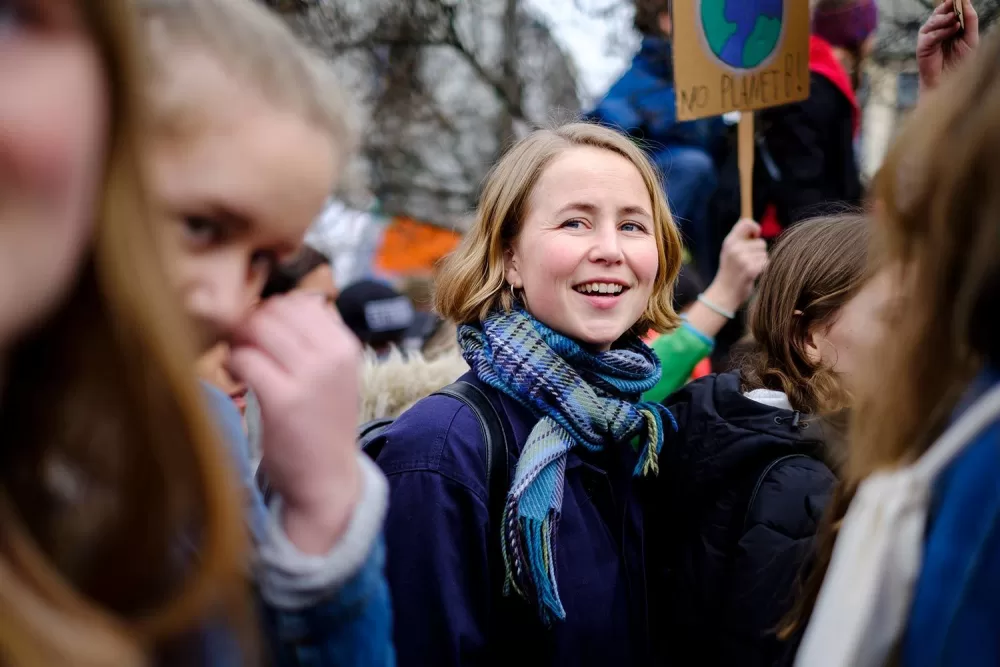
[654,373,837,667]
[587,37,725,153]
[376,372,654,666]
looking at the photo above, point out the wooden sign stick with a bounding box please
[738,112,755,220]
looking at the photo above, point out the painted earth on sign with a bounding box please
[701,0,783,70]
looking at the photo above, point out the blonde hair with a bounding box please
[0,1,248,664]
[435,122,684,336]
[138,0,357,174]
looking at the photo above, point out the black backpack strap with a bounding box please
[742,453,812,532]
[432,380,510,528]
[359,418,395,460]
[433,380,515,621]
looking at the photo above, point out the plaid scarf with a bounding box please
[459,306,676,623]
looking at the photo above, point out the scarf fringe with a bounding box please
[633,405,668,477]
[502,502,566,623]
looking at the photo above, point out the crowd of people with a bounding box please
[2,0,997,666]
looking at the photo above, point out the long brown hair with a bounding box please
[782,33,1000,642]
[0,2,247,664]
[738,214,872,414]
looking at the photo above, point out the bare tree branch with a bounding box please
[266,0,580,228]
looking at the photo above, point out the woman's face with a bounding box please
[505,146,660,350]
[0,2,108,349]
[150,48,337,352]
[807,268,898,396]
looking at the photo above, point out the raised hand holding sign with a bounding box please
[672,0,811,219]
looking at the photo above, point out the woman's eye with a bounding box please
[562,219,585,229]
[182,216,226,247]
[621,221,646,233]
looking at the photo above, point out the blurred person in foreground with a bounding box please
[137,0,393,663]
[198,244,340,467]
[196,243,338,417]
[791,5,1000,667]
[0,1,249,663]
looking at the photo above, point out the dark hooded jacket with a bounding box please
[651,373,838,667]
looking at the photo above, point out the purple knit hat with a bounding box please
[813,0,879,51]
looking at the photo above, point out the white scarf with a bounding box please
[794,383,1000,667]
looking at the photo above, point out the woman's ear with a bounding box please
[795,310,823,366]
[803,330,823,366]
[504,246,522,289]
[802,323,829,366]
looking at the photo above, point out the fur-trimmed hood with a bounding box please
[360,347,469,422]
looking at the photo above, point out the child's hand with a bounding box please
[229,292,362,555]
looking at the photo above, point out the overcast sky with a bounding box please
[524,0,639,106]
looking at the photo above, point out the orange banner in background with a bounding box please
[375,217,462,276]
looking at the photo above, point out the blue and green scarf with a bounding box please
[459,306,676,624]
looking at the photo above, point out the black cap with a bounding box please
[336,280,415,345]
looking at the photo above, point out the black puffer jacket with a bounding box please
[653,373,838,667]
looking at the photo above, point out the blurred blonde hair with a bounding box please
[435,122,684,337]
[0,2,248,665]
[138,0,357,177]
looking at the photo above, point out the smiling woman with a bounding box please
[374,122,686,667]
[503,145,663,349]
[436,123,683,342]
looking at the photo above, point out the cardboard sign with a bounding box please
[672,0,812,122]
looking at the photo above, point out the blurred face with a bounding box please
[806,268,897,396]
[0,1,108,350]
[505,146,660,350]
[150,49,337,350]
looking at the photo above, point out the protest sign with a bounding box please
[672,0,811,217]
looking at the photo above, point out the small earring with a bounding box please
[509,283,517,300]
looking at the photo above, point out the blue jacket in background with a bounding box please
[588,36,726,274]
[587,37,725,154]
[204,384,394,667]
[376,371,654,667]
[902,368,1000,667]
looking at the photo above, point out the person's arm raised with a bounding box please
[685,218,768,339]
[917,0,979,97]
